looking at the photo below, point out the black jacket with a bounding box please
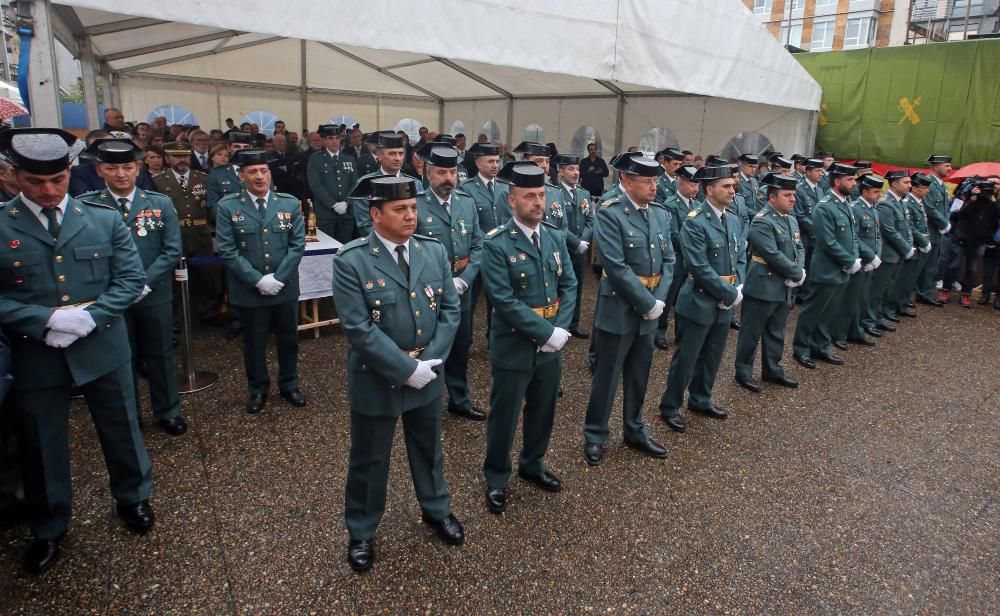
[952,196,1000,245]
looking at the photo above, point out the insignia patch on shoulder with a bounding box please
[486,226,503,237]
[687,210,699,218]
[755,211,766,218]
[602,199,615,206]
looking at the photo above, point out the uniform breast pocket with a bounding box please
[710,241,722,259]
[73,243,112,282]
[269,223,289,246]
[0,250,44,287]
[234,224,260,250]
[835,215,848,231]
[510,265,537,296]
[365,289,396,324]
[625,242,648,266]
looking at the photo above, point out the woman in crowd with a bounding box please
[208,143,231,168]
[144,145,166,175]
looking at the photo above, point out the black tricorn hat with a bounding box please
[317,124,344,137]
[827,162,858,177]
[467,142,500,157]
[770,156,793,170]
[910,172,932,187]
[693,165,732,182]
[228,131,253,145]
[349,174,419,201]
[705,155,728,167]
[512,141,551,157]
[737,154,759,165]
[660,147,685,162]
[884,169,909,181]
[857,174,885,190]
[0,128,78,175]
[612,153,663,177]
[760,172,799,191]
[552,154,581,166]
[93,140,146,164]
[803,158,825,169]
[498,161,546,188]
[814,150,834,158]
[854,160,873,169]
[676,165,699,182]
[416,142,459,168]
[365,131,405,149]
[434,134,457,146]
[232,149,272,167]
[926,154,952,164]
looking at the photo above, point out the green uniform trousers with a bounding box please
[470,278,493,343]
[915,241,941,302]
[870,261,901,326]
[659,313,731,417]
[892,254,927,313]
[792,282,847,357]
[583,328,654,445]
[444,304,474,413]
[344,400,451,540]
[860,270,880,331]
[734,297,792,380]
[484,358,561,488]
[834,271,871,342]
[13,363,152,539]
[568,252,587,330]
[125,301,181,421]
[656,263,687,340]
[237,300,300,395]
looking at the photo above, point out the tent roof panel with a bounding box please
[92,23,229,57]
[333,45,431,69]
[108,39,227,72]
[455,61,613,97]
[305,42,430,98]
[137,38,302,87]
[389,63,498,100]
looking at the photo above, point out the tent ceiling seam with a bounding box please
[430,57,512,99]
[104,30,243,62]
[320,43,442,102]
[115,36,284,73]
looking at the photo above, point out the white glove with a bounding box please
[797,270,807,285]
[333,201,348,215]
[862,262,874,272]
[47,307,97,337]
[718,285,744,309]
[405,358,442,389]
[943,223,951,234]
[642,299,665,321]
[870,255,882,270]
[539,327,570,353]
[452,277,468,294]
[576,241,589,255]
[919,243,932,254]
[133,285,152,304]
[45,329,81,348]
[905,247,916,260]
[783,278,797,288]
[847,259,862,275]
[256,274,285,296]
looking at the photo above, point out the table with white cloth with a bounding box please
[297,229,342,337]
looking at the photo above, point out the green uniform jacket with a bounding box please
[808,193,859,285]
[542,183,568,233]
[351,170,420,236]
[152,170,213,256]
[655,174,677,204]
[728,194,752,241]
[876,191,913,264]
[662,194,696,270]
[745,206,805,304]
[482,220,577,370]
[593,196,675,335]
[78,188,181,307]
[600,184,622,202]
[306,149,359,224]
[926,176,950,241]
[206,164,243,224]
[819,172,831,194]
[415,188,483,310]
[332,233,460,416]
[905,195,932,251]
[215,190,305,307]
[853,199,882,264]
[0,196,145,387]
[461,175,510,234]
[738,175,763,213]
[675,204,746,325]
[794,180,823,240]
[557,183,594,250]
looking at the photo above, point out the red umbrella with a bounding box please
[0,98,28,121]
[947,162,1000,182]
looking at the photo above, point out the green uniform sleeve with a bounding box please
[215,200,263,287]
[813,204,856,269]
[144,201,182,286]
[681,219,739,305]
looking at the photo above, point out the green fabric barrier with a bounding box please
[796,40,1000,167]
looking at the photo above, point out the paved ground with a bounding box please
[1,276,998,614]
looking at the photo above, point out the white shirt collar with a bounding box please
[432,190,452,207]
[806,179,819,190]
[326,148,340,157]
[561,181,577,194]
[889,190,904,202]
[373,230,410,261]
[708,202,725,220]
[829,190,848,203]
[21,193,69,226]
[512,216,540,239]
[172,168,188,183]
[248,190,271,204]
[379,166,400,177]
[678,194,691,207]
[931,174,944,185]
[478,173,495,186]
[107,187,138,207]
[859,196,876,208]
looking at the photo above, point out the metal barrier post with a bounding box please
[174,257,218,393]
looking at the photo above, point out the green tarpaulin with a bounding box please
[796,40,1000,167]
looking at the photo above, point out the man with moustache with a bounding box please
[553,154,593,339]
[351,132,414,236]
[654,165,701,351]
[656,147,685,204]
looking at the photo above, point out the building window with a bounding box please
[239,111,278,136]
[811,19,835,51]
[329,114,358,129]
[393,118,422,144]
[638,127,679,157]
[780,23,804,47]
[844,17,873,48]
[147,105,198,126]
[480,121,500,143]
[570,126,602,158]
[449,120,466,137]
[720,132,775,164]
[523,124,545,143]
[753,0,772,16]
[815,0,837,7]
[789,0,805,9]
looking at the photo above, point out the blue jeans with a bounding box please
[940,240,986,294]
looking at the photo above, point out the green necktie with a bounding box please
[256,197,266,216]
[42,207,60,239]
[117,197,129,219]
[395,245,409,279]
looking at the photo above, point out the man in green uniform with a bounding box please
[81,141,187,436]
[513,141,567,233]
[0,128,153,574]
[655,147,684,204]
[215,150,306,414]
[869,170,915,332]
[919,154,953,306]
[815,151,835,193]
[307,124,359,243]
[333,175,464,572]
[791,163,860,369]
[832,173,883,347]
[351,132,412,236]
[737,154,763,213]
[793,158,825,301]
[583,154,673,464]
[553,154,594,338]
[654,165,700,350]
[790,155,807,181]
[734,173,804,391]
[658,165,745,433]
[415,144,486,421]
[890,173,933,318]
[481,162,577,513]
[756,151,774,179]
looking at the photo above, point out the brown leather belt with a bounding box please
[403,347,426,359]
[452,256,470,273]
[689,273,737,285]
[181,218,208,227]
[602,271,661,290]
[530,300,560,319]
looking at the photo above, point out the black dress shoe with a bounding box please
[485,487,508,514]
[421,512,464,545]
[225,327,242,340]
[886,315,901,323]
[24,534,63,575]
[763,373,799,388]
[448,406,487,421]
[569,328,590,339]
[905,301,916,309]
[916,297,944,307]
[662,414,686,433]
[280,389,307,407]
[347,539,374,572]
[815,352,844,365]
[584,443,604,466]
[848,337,876,347]
[158,416,188,436]
[246,393,267,414]
[730,319,741,331]
[517,469,562,492]
[833,340,849,351]
[735,375,761,392]
[876,323,896,332]
[654,336,669,350]
[117,500,155,533]
[898,309,917,318]
[794,354,816,369]
[625,438,668,459]
[864,327,883,338]
[688,403,728,419]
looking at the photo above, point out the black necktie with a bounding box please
[42,207,60,239]
[443,201,450,216]
[256,197,266,216]
[117,197,129,219]
[639,207,648,222]
[487,180,494,196]
[395,245,409,279]
[531,231,541,254]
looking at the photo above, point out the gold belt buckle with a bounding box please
[406,347,425,359]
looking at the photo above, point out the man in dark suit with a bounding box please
[188,130,212,173]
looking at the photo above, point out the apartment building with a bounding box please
[743,0,898,51]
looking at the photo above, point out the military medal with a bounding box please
[365,280,374,290]
[581,199,589,214]
[8,240,18,249]
[518,252,526,261]
[426,217,433,223]
[424,284,436,310]
[553,251,562,276]
[509,255,517,263]
[377,279,386,288]
[371,309,381,323]
[459,219,467,236]
[136,216,148,237]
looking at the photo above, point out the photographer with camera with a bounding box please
[977,176,1000,309]
[938,177,1000,308]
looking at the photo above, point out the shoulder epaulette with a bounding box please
[687,209,699,218]
[545,180,558,188]
[486,226,504,238]
[275,191,296,200]
[650,201,666,210]
[77,190,102,200]
[80,199,115,210]
[541,220,559,230]
[452,188,472,198]
[755,210,767,218]
[338,236,369,253]
[191,170,208,179]
[141,189,169,199]
[495,178,511,186]
[602,198,619,207]
[217,192,241,203]
[411,233,440,245]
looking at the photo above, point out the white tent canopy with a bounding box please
[38,0,821,156]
